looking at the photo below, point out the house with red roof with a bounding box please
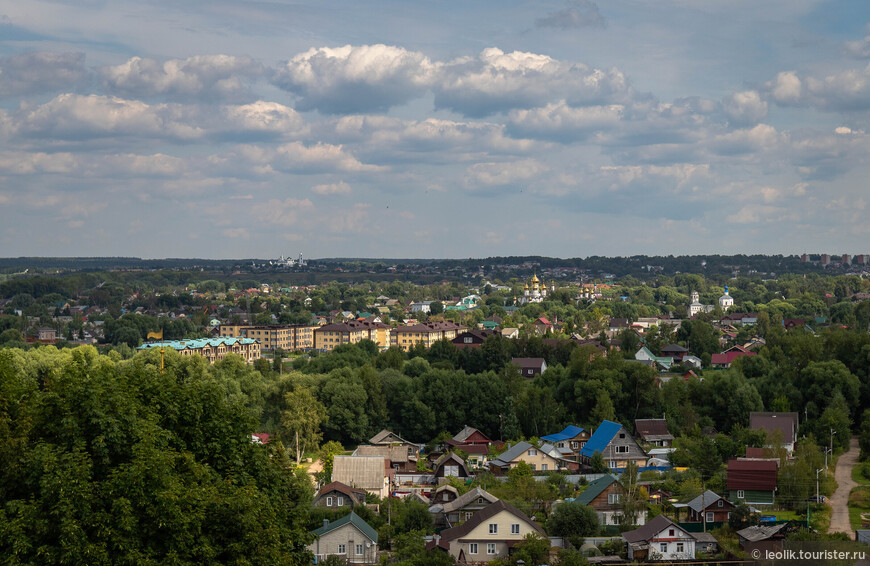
[711,345,756,368]
[727,459,778,505]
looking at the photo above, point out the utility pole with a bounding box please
[816,468,823,504]
[830,428,836,456]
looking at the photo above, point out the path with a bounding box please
[828,436,859,536]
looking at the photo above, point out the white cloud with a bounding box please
[272,44,437,113]
[101,55,264,101]
[507,101,623,141]
[252,197,315,226]
[769,71,802,104]
[723,90,767,125]
[312,181,351,195]
[536,0,607,30]
[222,227,251,239]
[465,158,546,187]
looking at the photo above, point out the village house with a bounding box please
[446,426,500,469]
[432,453,470,480]
[749,411,799,453]
[579,420,647,471]
[510,357,547,378]
[428,487,500,529]
[622,514,696,561]
[727,459,778,505]
[308,512,379,565]
[682,490,735,524]
[313,481,368,509]
[354,444,417,474]
[634,419,674,447]
[573,474,647,527]
[332,456,392,500]
[488,441,572,474]
[539,425,589,461]
[428,500,546,563]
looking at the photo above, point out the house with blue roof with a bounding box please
[579,420,647,472]
[540,425,590,461]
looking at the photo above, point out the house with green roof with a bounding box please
[308,511,379,564]
[573,474,646,527]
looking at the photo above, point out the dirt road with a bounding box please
[828,436,859,536]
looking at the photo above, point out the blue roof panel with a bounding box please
[540,425,586,443]
[579,420,623,458]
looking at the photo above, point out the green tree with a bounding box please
[281,386,328,464]
[546,502,599,547]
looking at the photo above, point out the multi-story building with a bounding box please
[390,321,466,351]
[137,337,260,364]
[219,324,316,352]
[315,322,370,351]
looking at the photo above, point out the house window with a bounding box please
[326,496,333,507]
[571,442,579,449]
[478,498,484,504]
[338,544,346,554]
[668,529,675,537]
[660,543,668,553]
[737,490,745,499]
[489,523,498,534]
[487,544,497,555]
[356,544,363,556]
[541,464,548,471]
[443,493,450,501]
[469,543,478,554]
[608,493,621,504]
[615,445,629,453]
[464,337,473,343]
[528,449,537,456]
[676,543,684,553]
[718,500,723,507]
[609,461,618,469]
[511,524,520,534]
[337,496,344,506]
[466,512,474,521]
[706,512,714,523]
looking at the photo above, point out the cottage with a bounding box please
[727,459,778,505]
[428,500,546,563]
[622,514,695,561]
[683,490,735,524]
[308,512,379,565]
[579,420,647,471]
[634,419,674,447]
[573,474,646,527]
[428,487,499,529]
[540,425,590,461]
[313,481,368,509]
[332,456,391,499]
[511,357,548,378]
[489,441,571,474]
[749,411,799,453]
[354,444,417,474]
[433,453,470,479]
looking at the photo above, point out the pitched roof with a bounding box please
[634,419,673,441]
[727,459,778,490]
[749,412,799,445]
[686,490,727,513]
[312,511,379,543]
[437,486,500,514]
[737,523,788,542]
[541,425,587,443]
[332,456,386,490]
[574,474,618,505]
[438,499,544,542]
[511,357,546,368]
[369,429,413,445]
[434,452,469,475]
[491,441,535,467]
[451,425,491,444]
[622,514,684,544]
[355,444,411,463]
[580,420,624,458]
[316,481,366,502]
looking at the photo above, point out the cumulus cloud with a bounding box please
[272,44,437,114]
[435,47,633,117]
[536,0,607,30]
[765,66,870,112]
[218,101,308,139]
[465,158,546,188]
[507,101,623,141]
[223,142,386,176]
[0,52,89,98]
[844,25,870,58]
[722,90,767,125]
[101,55,264,102]
[12,94,202,141]
[312,181,351,195]
[252,197,315,226]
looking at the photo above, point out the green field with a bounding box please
[852,462,870,485]
[849,486,870,531]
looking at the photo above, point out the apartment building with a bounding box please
[219,324,316,352]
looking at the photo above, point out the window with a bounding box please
[443,493,450,501]
[608,493,621,504]
[728,512,732,519]
[676,543,684,553]
[356,544,363,556]
[326,496,333,507]
[489,523,498,534]
[469,544,478,554]
[338,544,346,554]
[668,529,675,537]
[718,500,723,507]
[619,433,626,438]
[528,449,538,456]
[609,461,618,469]
[464,337,473,343]
[466,512,474,521]
[571,441,579,449]
[511,524,520,534]
[737,490,745,499]
[541,464,548,471]
[615,445,629,453]
[706,512,714,523]
[487,544,497,555]
[660,543,668,553]
[477,498,484,504]
[337,496,344,506]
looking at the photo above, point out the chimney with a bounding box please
[323,519,329,528]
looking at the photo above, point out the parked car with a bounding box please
[807,495,827,503]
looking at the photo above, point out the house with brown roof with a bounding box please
[369,429,420,459]
[749,411,799,453]
[433,453,470,480]
[446,426,500,469]
[428,487,500,529]
[682,490,735,524]
[452,330,497,349]
[428,499,546,562]
[727,459,778,505]
[634,419,674,447]
[511,357,547,378]
[430,485,459,506]
[622,514,695,561]
[313,481,368,509]
[332,456,392,499]
[354,445,417,474]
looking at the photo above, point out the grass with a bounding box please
[767,510,803,521]
[849,485,870,531]
[852,462,870,486]
[809,504,832,532]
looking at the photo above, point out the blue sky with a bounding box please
[1,0,869,259]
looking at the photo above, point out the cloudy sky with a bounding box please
[1,0,869,259]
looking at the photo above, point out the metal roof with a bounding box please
[580,420,623,458]
[541,425,586,443]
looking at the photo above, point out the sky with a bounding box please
[1,0,870,259]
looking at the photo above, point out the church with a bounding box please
[518,272,554,305]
